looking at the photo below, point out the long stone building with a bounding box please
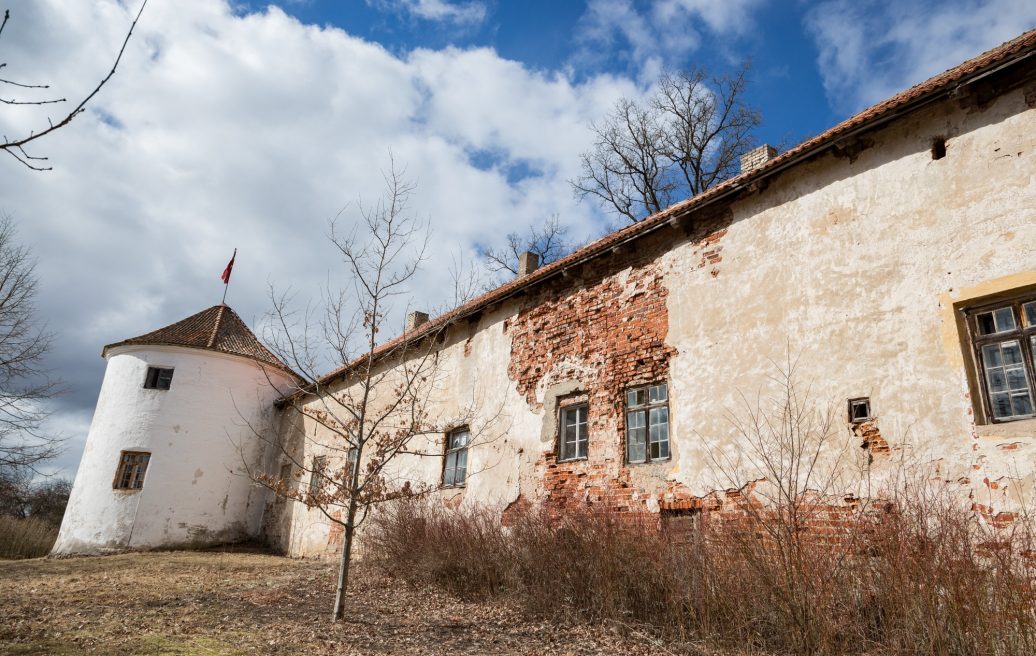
[56,30,1036,556]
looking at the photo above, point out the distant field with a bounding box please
[0,550,681,655]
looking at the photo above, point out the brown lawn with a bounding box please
[0,549,695,655]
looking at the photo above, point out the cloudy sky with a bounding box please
[1,0,1033,479]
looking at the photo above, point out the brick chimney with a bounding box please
[517,251,540,277]
[740,144,778,174]
[405,310,429,332]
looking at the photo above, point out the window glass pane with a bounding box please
[1006,366,1027,391]
[649,383,667,403]
[994,307,1017,332]
[1025,302,1036,328]
[1003,341,1023,365]
[627,411,646,462]
[987,369,1008,392]
[982,344,1002,368]
[455,449,467,484]
[1013,393,1034,417]
[627,390,638,407]
[991,392,1013,419]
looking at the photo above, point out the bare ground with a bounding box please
[0,550,706,656]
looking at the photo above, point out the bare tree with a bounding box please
[0,2,148,170]
[0,215,60,478]
[480,214,574,276]
[250,163,498,622]
[573,64,761,223]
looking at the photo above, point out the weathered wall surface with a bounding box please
[273,80,1036,556]
[53,346,295,555]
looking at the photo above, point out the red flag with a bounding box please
[221,249,236,284]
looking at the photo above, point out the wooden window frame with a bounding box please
[625,382,670,464]
[558,401,589,462]
[442,426,469,488]
[143,366,174,390]
[309,455,328,493]
[848,397,872,424]
[113,450,151,490]
[961,292,1036,424]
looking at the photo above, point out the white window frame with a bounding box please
[626,382,670,464]
[559,402,589,461]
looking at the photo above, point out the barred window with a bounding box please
[443,427,469,487]
[626,383,669,463]
[113,451,150,490]
[965,295,1036,422]
[143,367,174,390]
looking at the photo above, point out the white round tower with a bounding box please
[52,304,297,555]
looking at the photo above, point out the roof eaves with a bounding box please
[309,28,1036,392]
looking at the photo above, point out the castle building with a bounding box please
[52,305,296,554]
[56,30,1036,557]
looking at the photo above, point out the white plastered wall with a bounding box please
[53,345,296,555]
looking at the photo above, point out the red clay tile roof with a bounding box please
[316,27,1036,388]
[103,304,293,374]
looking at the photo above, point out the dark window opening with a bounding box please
[443,427,469,487]
[848,397,872,424]
[113,451,150,490]
[931,137,946,160]
[143,366,174,390]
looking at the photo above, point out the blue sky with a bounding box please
[249,0,837,149]
[0,0,1033,478]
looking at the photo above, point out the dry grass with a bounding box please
[0,517,58,560]
[0,548,701,656]
[368,496,1036,656]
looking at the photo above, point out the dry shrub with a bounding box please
[0,515,58,559]
[370,493,1036,655]
[367,499,511,599]
[369,362,1036,654]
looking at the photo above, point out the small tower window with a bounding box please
[144,367,174,390]
[113,451,150,490]
[848,397,872,424]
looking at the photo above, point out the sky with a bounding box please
[1,0,1034,479]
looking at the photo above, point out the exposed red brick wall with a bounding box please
[506,229,694,515]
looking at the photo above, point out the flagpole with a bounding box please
[220,248,237,305]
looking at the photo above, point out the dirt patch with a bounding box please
[0,550,700,655]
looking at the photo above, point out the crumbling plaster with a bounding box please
[275,82,1036,556]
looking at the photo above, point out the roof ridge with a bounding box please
[207,304,226,348]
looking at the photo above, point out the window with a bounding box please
[559,403,588,461]
[443,427,469,487]
[848,397,872,424]
[965,295,1036,422]
[113,451,150,490]
[626,382,669,463]
[143,366,174,390]
[309,455,328,493]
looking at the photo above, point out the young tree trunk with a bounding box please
[333,497,359,621]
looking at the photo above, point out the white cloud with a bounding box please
[573,0,764,76]
[806,0,1036,114]
[368,0,488,26]
[0,0,639,477]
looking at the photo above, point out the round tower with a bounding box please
[52,304,297,555]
